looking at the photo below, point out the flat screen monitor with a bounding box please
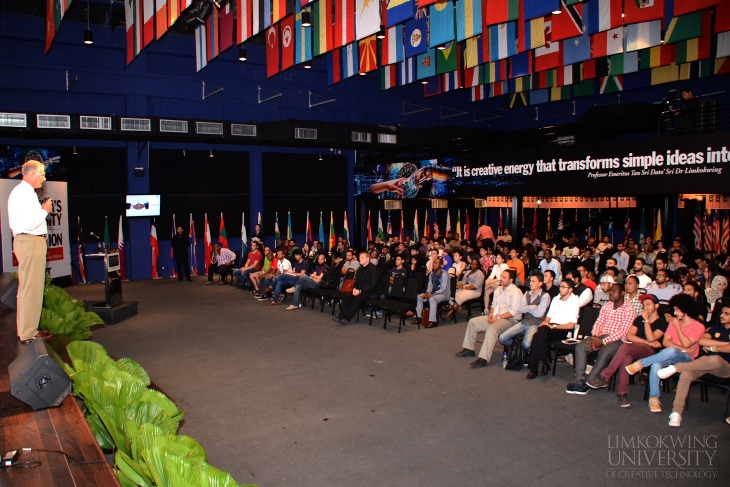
[125,194,161,217]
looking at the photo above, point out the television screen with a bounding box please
[125,195,161,217]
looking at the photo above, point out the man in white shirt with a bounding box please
[539,249,562,283]
[597,235,613,254]
[612,243,630,275]
[629,258,652,289]
[8,161,54,343]
[455,270,523,368]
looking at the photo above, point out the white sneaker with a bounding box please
[668,412,682,428]
[657,365,677,380]
[566,354,574,366]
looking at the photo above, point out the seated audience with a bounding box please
[668,249,686,272]
[612,243,630,276]
[341,250,360,275]
[256,249,289,300]
[206,243,237,285]
[445,259,485,321]
[646,269,682,308]
[499,273,551,358]
[483,252,509,310]
[630,257,652,288]
[415,258,451,328]
[333,252,380,324]
[543,269,559,299]
[539,249,562,283]
[268,249,309,305]
[593,275,614,306]
[565,270,593,307]
[449,249,467,279]
[233,241,262,289]
[286,253,329,310]
[577,263,596,292]
[250,246,276,295]
[624,276,642,316]
[507,248,526,286]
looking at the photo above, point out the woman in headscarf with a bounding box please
[705,275,728,308]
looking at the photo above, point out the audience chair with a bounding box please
[547,305,600,376]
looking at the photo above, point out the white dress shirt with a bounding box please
[546,294,581,325]
[491,284,524,321]
[8,181,48,236]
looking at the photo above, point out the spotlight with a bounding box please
[437,44,446,50]
[302,11,311,27]
[318,154,323,161]
[304,60,312,69]
[238,47,247,61]
[359,71,366,75]
[421,79,428,85]
[72,146,77,155]
[536,198,542,205]
[552,9,561,14]
[84,29,93,44]
[198,1,213,21]
[376,26,386,39]
[209,150,214,158]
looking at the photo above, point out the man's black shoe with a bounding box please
[470,358,488,369]
[540,364,551,376]
[455,348,476,358]
[526,370,538,380]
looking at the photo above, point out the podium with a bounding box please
[86,248,123,309]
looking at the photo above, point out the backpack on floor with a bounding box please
[505,334,525,371]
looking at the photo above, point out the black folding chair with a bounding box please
[547,305,600,376]
[436,276,458,325]
[369,275,419,333]
[356,273,390,322]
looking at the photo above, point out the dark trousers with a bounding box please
[529,326,569,372]
[175,253,190,279]
[338,293,372,322]
[207,263,232,282]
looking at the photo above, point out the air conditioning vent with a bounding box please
[378,133,397,144]
[474,199,487,208]
[196,121,223,135]
[431,199,448,209]
[351,131,372,143]
[555,135,575,146]
[384,200,402,210]
[294,127,317,140]
[160,119,188,133]
[37,114,71,129]
[0,113,27,128]
[80,116,112,130]
[231,123,257,136]
[121,118,151,131]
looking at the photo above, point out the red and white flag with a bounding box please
[713,211,722,253]
[704,211,714,252]
[399,211,404,242]
[143,0,155,47]
[125,0,144,64]
[334,0,355,48]
[118,216,127,280]
[156,0,169,40]
[77,216,86,284]
[693,206,703,250]
[151,220,159,279]
[722,212,730,254]
[204,213,212,273]
[367,210,372,242]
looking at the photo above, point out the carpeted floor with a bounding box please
[67,279,730,487]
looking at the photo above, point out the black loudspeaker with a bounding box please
[0,279,18,310]
[9,340,72,410]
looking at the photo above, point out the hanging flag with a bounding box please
[399,56,417,84]
[456,210,461,237]
[295,3,313,64]
[532,208,538,232]
[264,0,272,28]
[436,41,459,73]
[387,0,416,26]
[329,211,336,249]
[142,0,154,48]
[319,211,325,243]
[465,64,484,87]
[238,0,254,45]
[334,0,355,48]
[381,64,399,89]
[675,11,712,62]
[281,15,295,70]
[488,80,509,97]
[195,22,209,72]
[272,0,292,24]
[118,216,127,281]
[591,27,624,58]
[328,48,343,85]
[274,212,280,240]
[489,22,517,60]
[638,208,646,242]
[382,23,405,65]
[306,211,314,244]
[266,24,280,78]
[258,212,262,228]
[713,210,722,253]
[722,212,730,253]
[399,211,404,241]
[654,208,663,243]
[485,0,519,25]
[673,0,720,16]
[219,1,234,52]
[717,0,730,33]
[151,220,160,279]
[217,213,228,248]
[586,0,621,34]
[417,48,437,79]
[46,0,74,54]
[404,14,429,57]
[204,213,212,272]
[546,208,552,239]
[413,209,420,241]
[189,214,198,276]
[124,0,144,64]
[534,21,561,71]
[429,0,456,47]
[693,204,703,250]
[356,0,381,40]
[77,216,86,284]
[378,211,385,239]
[464,210,470,240]
[424,75,443,96]
[367,210,373,241]
[443,68,462,91]
[170,214,177,278]
[455,0,482,42]
[342,42,360,78]
[599,75,623,93]
[156,0,169,40]
[550,0,583,42]
[558,209,564,230]
[434,218,440,238]
[524,0,558,20]
[446,210,452,234]
[464,35,486,67]
[424,210,430,238]
[168,0,180,27]
[665,11,703,44]
[359,35,378,73]
[562,26,591,65]
[344,211,350,243]
[287,211,293,240]
[387,211,393,235]
[624,0,665,25]
[103,215,110,246]
[509,52,532,78]
[242,212,248,255]
[518,14,545,52]
[313,0,333,56]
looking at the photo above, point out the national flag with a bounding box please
[258,212,262,228]
[328,211,336,249]
[424,210,430,238]
[518,14,545,51]
[530,69,556,89]
[638,208,647,242]
[464,64,483,86]
[272,0,291,24]
[356,0,382,40]
[237,0,260,44]
[382,23,405,65]
[703,210,712,251]
[483,59,507,82]
[399,56,417,84]
[295,3,313,64]
[424,75,443,95]
[429,0,456,47]
[485,0,519,25]
[367,210,373,241]
[693,204,703,249]
[599,74,622,93]
[532,207,538,232]
[399,211,404,241]
[413,210,419,241]
[404,15,429,57]
[455,0,482,42]
[417,48,437,78]
[573,78,595,95]
[125,0,143,64]
[313,0,333,56]
[654,208,663,243]
[319,211,325,243]
[546,208,552,239]
[714,210,722,253]
[436,41,458,73]
[674,0,720,16]
[551,0,583,42]
[464,210,470,239]
[471,85,487,100]
[722,212,730,253]
[329,48,343,84]
[287,211,292,240]
[334,0,355,48]
[264,0,272,28]
[562,28,590,65]
[168,0,180,27]
[550,84,571,100]
[455,209,462,238]
[218,3,234,52]
[103,215,110,246]
[266,24,280,77]
[281,15,295,71]
[524,0,558,20]
[489,21,517,60]
[534,22,561,71]
[715,57,730,74]
[586,0,622,34]
[381,64,399,89]
[116,216,127,281]
[142,0,154,48]
[717,0,730,33]
[591,27,624,58]
[434,218,440,238]
[46,0,73,54]
[76,216,86,283]
[609,52,639,75]
[488,80,508,96]
[359,35,378,73]
[274,212,280,240]
[204,213,212,272]
[650,64,679,84]
[387,0,416,26]
[639,44,676,68]
[464,35,486,67]
[529,88,549,104]
[625,20,661,52]
[679,59,711,79]
[443,68,462,90]
[344,211,350,243]
[156,0,169,40]
[716,31,730,59]
[558,209,564,230]
[242,212,248,255]
[378,211,385,239]
[674,10,713,62]
[624,0,665,25]
[343,42,360,78]
[510,51,532,77]
[306,211,313,244]
[387,211,393,235]
[195,22,209,72]
[446,210,452,234]
[170,214,177,278]
[150,219,160,278]
[664,11,702,44]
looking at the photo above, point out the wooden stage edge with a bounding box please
[0,273,120,487]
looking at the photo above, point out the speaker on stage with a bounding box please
[0,278,18,310]
[9,340,72,410]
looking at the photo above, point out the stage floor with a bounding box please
[66,278,730,487]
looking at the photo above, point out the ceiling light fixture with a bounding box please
[209,150,214,158]
[304,60,312,69]
[73,146,77,155]
[302,11,311,27]
[376,26,386,39]
[421,79,428,85]
[552,9,561,14]
[437,44,446,50]
[84,0,93,44]
[238,47,247,61]
[318,154,323,161]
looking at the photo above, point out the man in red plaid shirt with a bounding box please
[566,283,635,395]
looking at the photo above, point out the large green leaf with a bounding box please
[116,468,140,487]
[67,341,110,369]
[86,412,115,450]
[140,389,183,422]
[116,358,151,386]
[198,462,244,487]
[116,450,153,487]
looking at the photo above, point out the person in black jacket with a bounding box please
[171,226,192,281]
[334,251,380,324]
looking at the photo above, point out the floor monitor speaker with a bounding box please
[9,340,72,410]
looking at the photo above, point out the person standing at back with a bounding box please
[171,226,192,281]
[8,161,54,343]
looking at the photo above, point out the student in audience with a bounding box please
[543,269,559,299]
[389,255,407,284]
[705,276,728,313]
[668,249,686,272]
[251,246,275,296]
[507,248,526,286]
[341,250,360,276]
[258,249,291,301]
[624,276,642,316]
[625,238,640,263]
[639,243,657,268]
[499,273,551,358]
[586,294,667,408]
[565,270,593,307]
[478,246,494,276]
[658,302,730,427]
[579,248,596,279]
[415,257,451,328]
[498,228,512,243]
[646,269,682,308]
[206,243,237,285]
[597,236,612,254]
[604,258,624,284]
[483,252,509,310]
[268,249,309,305]
[233,241,262,289]
[333,251,381,324]
[593,275,614,306]
[449,249,467,279]
[630,258,652,288]
[577,263,596,292]
[566,283,635,395]
[612,243,630,276]
[526,278,580,379]
[286,253,329,310]
[445,259,485,321]
[625,294,706,413]
[455,270,523,368]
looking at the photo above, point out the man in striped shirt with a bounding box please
[206,243,237,285]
